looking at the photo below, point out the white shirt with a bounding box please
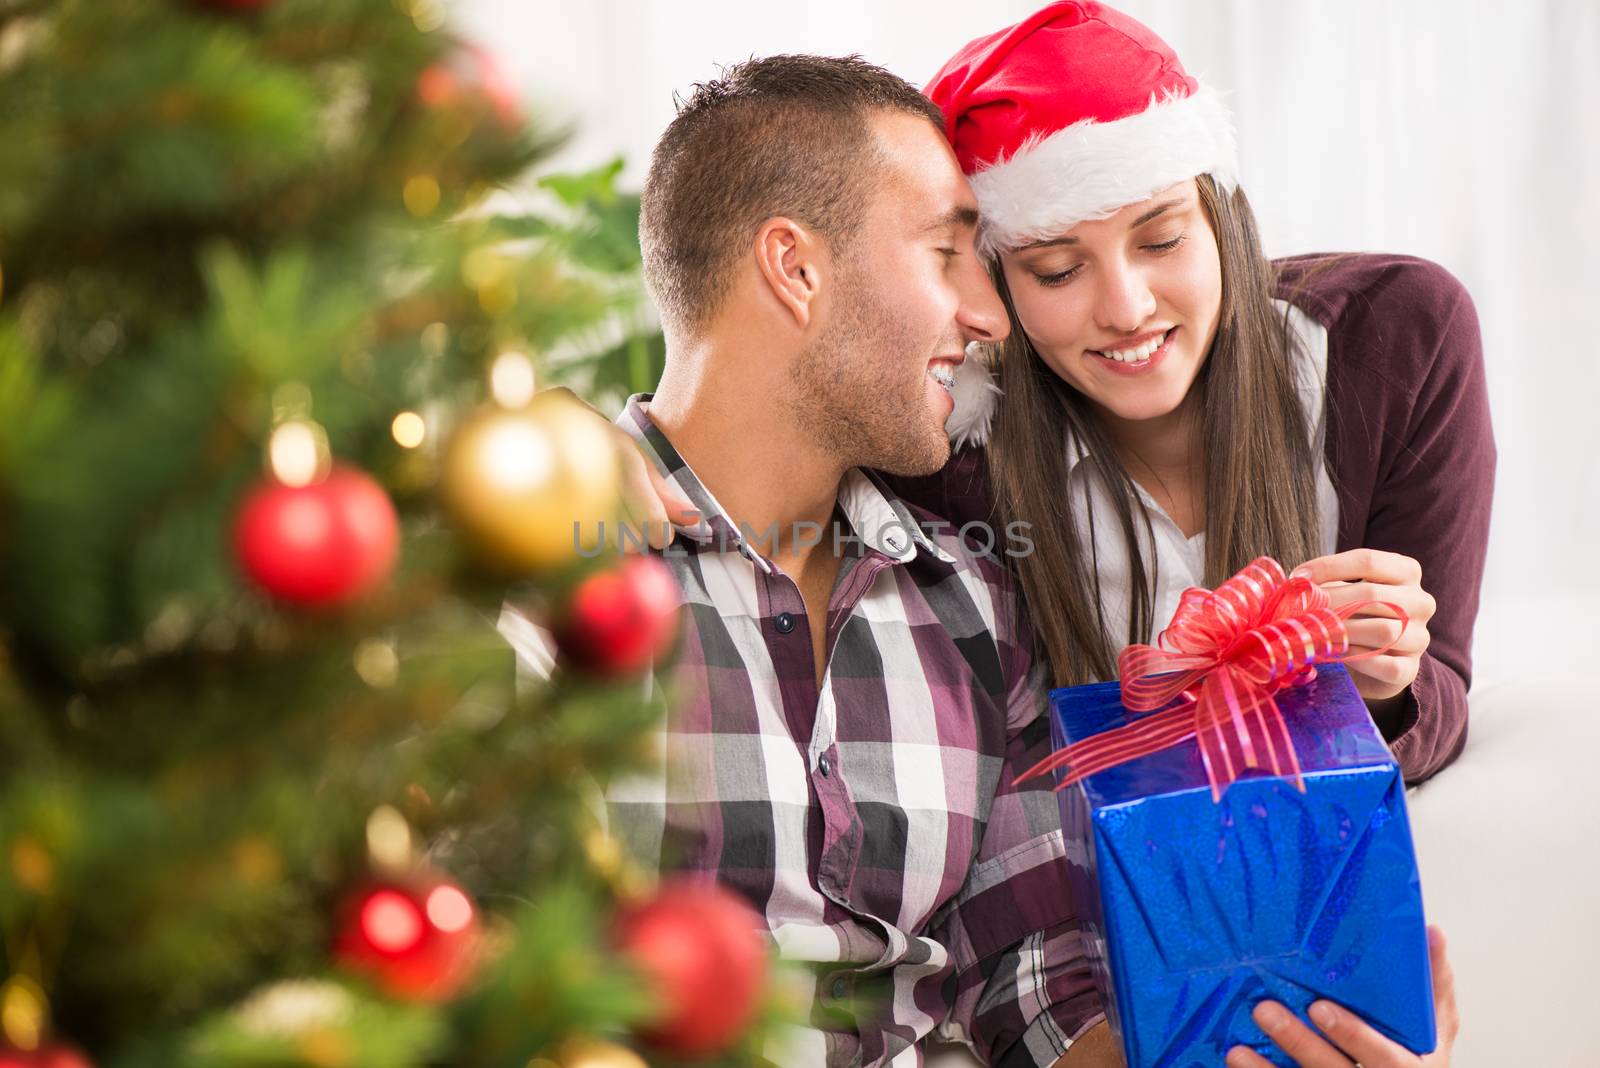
[1072,300,1341,647]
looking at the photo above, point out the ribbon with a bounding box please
[1021,557,1409,801]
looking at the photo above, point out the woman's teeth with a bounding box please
[928,363,956,393]
[1095,330,1168,363]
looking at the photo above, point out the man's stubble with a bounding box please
[782,259,952,478]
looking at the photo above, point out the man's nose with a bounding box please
[955,257,1010,344]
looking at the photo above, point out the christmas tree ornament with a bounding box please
[233,448,399,607]
[332,874,480,1002]
[0,977,88,1068]
[0,1048,91,1068]
[613,880,767,1057]
[552,1038,649,1068]
[441,390,624,575]
[553,555,681,676]
[415,45,521,129]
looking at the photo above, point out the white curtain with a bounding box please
[465,0,1600,686]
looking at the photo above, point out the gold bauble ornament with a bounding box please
[442,390,623,574]
[553,1038,650,1068]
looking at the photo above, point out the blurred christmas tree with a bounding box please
[0,2,765,1066]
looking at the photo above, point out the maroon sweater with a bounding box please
[883,254,1495,785]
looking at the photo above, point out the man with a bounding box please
[502,55,1114,1066]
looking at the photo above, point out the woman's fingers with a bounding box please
[1293,549,1421,587]
[1294,549,1421,587]
[1344,617,1430,656]
[550,386,696,553]
[1345,653,1420,691]
[1319,581,1436,624]
[618,440,696,551]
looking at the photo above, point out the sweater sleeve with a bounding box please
[1318,257,1496,784]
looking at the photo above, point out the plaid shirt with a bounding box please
[500,397,1103,1067]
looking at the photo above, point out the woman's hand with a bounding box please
[550,387,698,549]
[1291,549,1436,707]
[1226,926,1459,1068]
[617,434,698,550]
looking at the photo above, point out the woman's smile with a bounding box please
[1087,326,1177,375]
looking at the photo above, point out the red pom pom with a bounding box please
[553,555,681,676]
[333,876,480,1002]
[233,465,399,607]
[614,880,768,1056]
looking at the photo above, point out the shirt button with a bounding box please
[818,754,831,777]
[774,612,796,634]
[830,977,848,999]
[884,532,903,552]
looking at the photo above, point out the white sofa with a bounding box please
[928,675,1598,1066]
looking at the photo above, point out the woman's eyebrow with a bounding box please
[1016,197,1191,251]
[1130,198,1186,228]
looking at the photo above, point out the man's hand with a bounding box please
[1291,549,1436,708]
[1051,1020,1125,1067]
[1226,926,1459,1068]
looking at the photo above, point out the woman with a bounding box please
[892,0,1493,789]
[889,3,1489,1065]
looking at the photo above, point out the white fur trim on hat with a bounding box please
[944,346,1001,448]
[971,84,1238,255]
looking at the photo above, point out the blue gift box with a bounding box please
[1049,663,1435,1067]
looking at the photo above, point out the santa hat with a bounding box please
[927,2,1238,447]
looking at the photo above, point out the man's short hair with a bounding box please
[639,54,945,335]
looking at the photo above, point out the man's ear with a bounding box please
[753,217,827,330]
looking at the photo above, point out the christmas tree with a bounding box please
[0,2,764,1065]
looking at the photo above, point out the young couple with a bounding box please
[508,3,1490,1065]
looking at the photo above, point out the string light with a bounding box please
[365,804,413,871]
[354,638,400,688]
[425,884,475,933]
[489,350,536,408]
[403,174,441,218]
[391,411,427,449]
[267,421,330,488]
[0,974,46,1052]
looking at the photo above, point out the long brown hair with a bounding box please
[987,176,1324,686]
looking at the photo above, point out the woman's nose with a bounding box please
[1094,261,1158,335]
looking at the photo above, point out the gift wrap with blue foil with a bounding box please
[1049,663,1435,1067]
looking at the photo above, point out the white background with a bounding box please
[460,0,1600,685]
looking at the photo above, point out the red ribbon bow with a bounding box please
[1022,557,1408,801]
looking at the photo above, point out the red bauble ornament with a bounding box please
[613,880,767,1057]
[416,45,522,128]
[333,875,481,1002]
[233,465,399,607]
[553,556,681,676]
[0,1046,92,1068]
